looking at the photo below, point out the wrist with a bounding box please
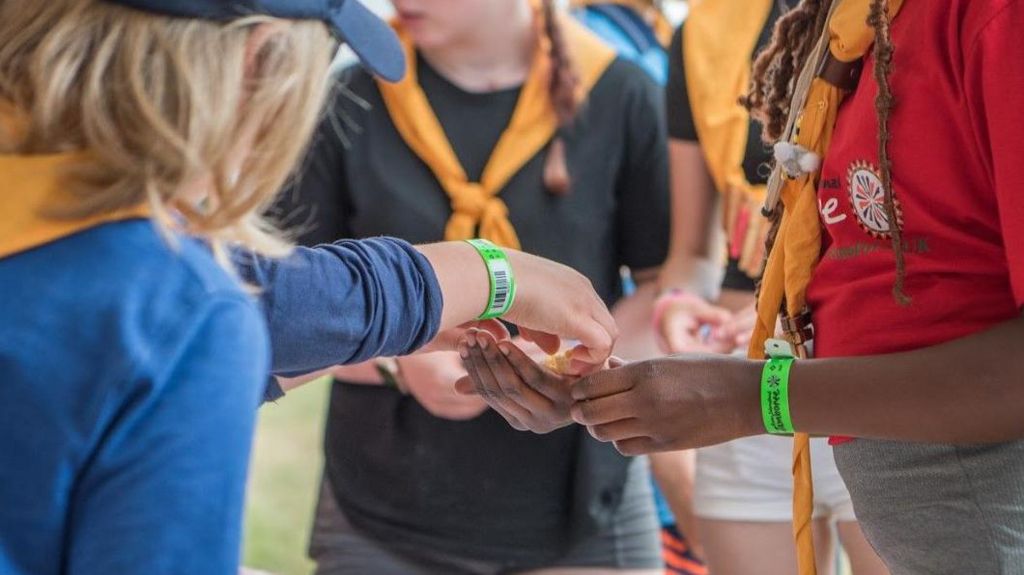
[736,359,767,438]
[375,356,408,394]
[416,241,491,329]
[464,239,516,320]
[502,249,531,320]
[657,257,723,302]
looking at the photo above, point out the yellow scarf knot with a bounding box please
[376,2,616,253]
[445,188,519,248]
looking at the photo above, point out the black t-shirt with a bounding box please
[665,4,784,291]
[282,55,669,564]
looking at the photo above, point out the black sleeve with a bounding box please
[273,86,353,247]
[615,61,671,271]
[666,24,699,142]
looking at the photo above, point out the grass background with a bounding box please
[243,379,331,575]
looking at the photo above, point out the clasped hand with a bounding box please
[458,329,762,454]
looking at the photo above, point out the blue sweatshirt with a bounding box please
[0,219,442,575]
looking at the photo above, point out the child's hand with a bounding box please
[455,329,572,433]
[456,329,623,433]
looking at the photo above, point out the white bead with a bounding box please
[797,151,821,173]
[773,142,797,163]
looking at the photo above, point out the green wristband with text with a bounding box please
[465,239,516,320]
[761,357,795,435]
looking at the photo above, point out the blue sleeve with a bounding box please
[66,296,268,575]
[236,237,444,377]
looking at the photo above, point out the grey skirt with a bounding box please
[834,438,1024,574]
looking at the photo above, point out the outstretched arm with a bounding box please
[571,312,1024,454]
[238,238,618,396]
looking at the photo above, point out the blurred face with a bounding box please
[390,0,523,49]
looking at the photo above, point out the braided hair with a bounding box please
[744,0,909,305]
[541,0,578,195]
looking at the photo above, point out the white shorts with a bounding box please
[693,435,855,523]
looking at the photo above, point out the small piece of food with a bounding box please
[544,350,572,374]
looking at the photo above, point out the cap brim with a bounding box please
[329,0,405,83]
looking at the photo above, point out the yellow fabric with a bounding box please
[0,153,150,259]
[746,2,904,575]
[377,5,616,250]
[569,0,673,46]
[683,0,774,278]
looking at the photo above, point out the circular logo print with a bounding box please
[846,161,903,238]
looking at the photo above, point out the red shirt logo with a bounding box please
[846,160,904,239]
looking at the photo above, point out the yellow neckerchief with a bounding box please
[569,0,673,47]
[746,2,904,574]
[0,106,150,259]
[376,3,616,250]
[683,0,774,278]
[0,153,150,258]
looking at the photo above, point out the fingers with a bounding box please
[584,417,648,443]
[460,339,527,431]
[454,375,477,395]
[518,327,561,355]
[570,367,636,401]
[569,288,617,367]
[570,393,634,426]
[612,436,661,457]
[474,318,511,342]
[590,301,619,355]
[465,336,534,427]
[721,306,757,350]
[422,320,510,354]
[569,318,615,368]
[692,298,732,326]
[607,356,627,369]
[495,340,564,403]
[661,310,696,354]
[564,344,608,377]
[475,331,556,415]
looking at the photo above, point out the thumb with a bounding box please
[454,375,478,395]
[693,302,732,327]
[662,310,698,354]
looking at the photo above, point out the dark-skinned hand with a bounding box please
[455,329,626,433]
[455,329,576,433]
[569,355,763,455]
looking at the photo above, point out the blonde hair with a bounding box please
[0,0,336,262]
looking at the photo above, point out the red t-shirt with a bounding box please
[805,1,1024,443]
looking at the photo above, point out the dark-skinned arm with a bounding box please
[790,312,1024,444]
[571,313,1024,455]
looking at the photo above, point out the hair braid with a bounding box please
[868,0,910,305]
[742,0,833,144]
[748,0,832,303]
[541,0,578,195]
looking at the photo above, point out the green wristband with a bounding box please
[761,357,795,435]
[465,239,516,320]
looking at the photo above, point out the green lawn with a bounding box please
[243,379,331,575]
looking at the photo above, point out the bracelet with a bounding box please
[465,239,516,320]
[374,357,408,394]
[761,357,795,434]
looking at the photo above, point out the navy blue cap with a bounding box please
[105,0,405,82]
